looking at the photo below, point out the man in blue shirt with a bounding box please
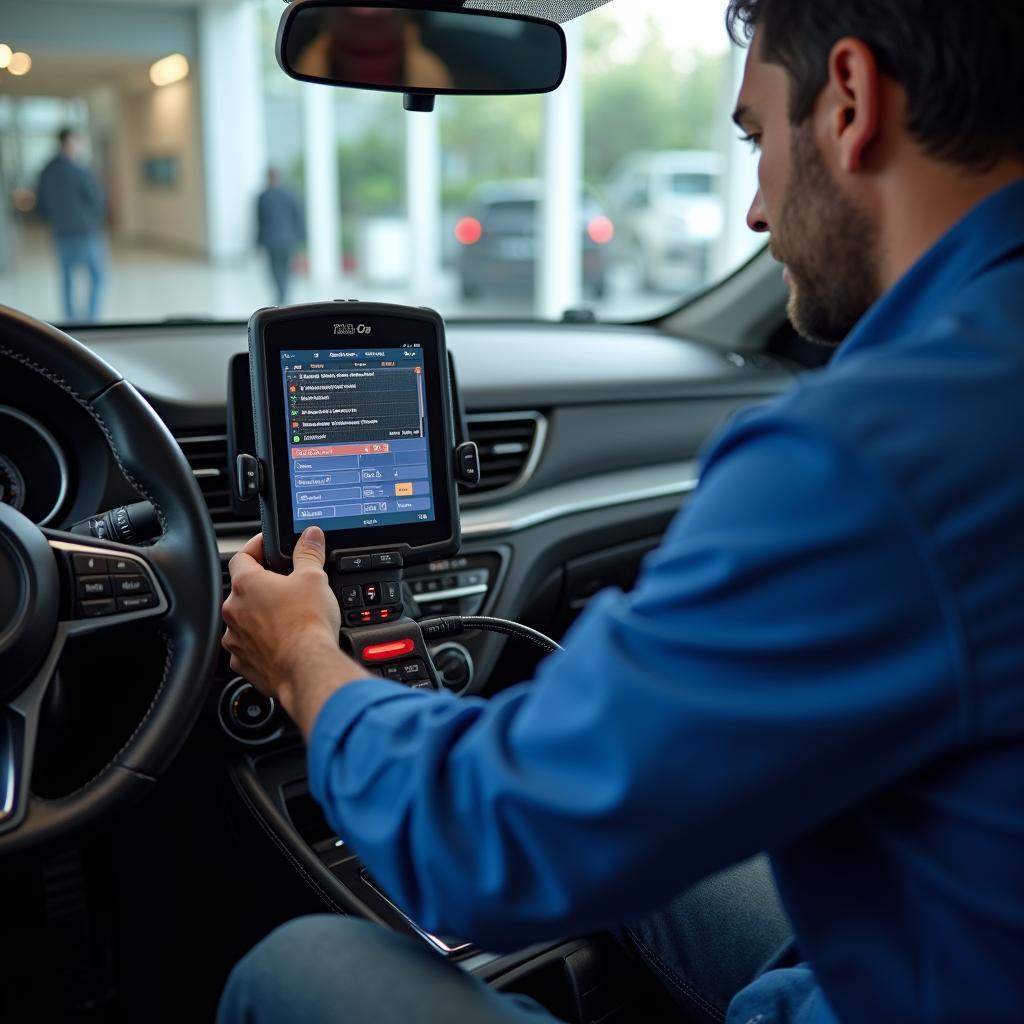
[220,2,1024,1021]
[256,168,304,306]
[35,127,108,322]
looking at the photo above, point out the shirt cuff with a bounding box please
[307,677,413,805]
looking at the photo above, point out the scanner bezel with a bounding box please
[249,302,460,572]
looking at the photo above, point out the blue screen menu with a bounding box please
[281,346,436,534]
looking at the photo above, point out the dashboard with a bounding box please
[0,317,793,699]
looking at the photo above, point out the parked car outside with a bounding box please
[454,180,614,301]
[606,150,723,294]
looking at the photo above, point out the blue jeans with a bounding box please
[266,247,292,306]
[55,233,106,322]
[218,856,792,1024]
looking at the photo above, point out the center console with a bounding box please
[214,304,676,1018]
[230,301,492,958]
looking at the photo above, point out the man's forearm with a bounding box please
[278,643,369,740]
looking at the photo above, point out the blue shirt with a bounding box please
[309,181,1024,1023]
[36,155,106,239]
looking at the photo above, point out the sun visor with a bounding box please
[463,0,614,23]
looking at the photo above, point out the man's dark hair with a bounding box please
[57,127,76,147]
[726,1,1024,170]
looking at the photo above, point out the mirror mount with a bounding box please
[404,93,436,113]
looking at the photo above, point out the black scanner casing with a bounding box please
[248,302,461,573]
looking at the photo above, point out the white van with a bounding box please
[606,150,724,294]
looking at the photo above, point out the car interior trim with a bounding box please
[0,715,16,823]
[411,583,489,604]
[215,460,698,557]
[461,410,548,503]
[0,405,70,526]
[460,460,698,537]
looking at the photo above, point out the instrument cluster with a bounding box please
[0,406,69,525]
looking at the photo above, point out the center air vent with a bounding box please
[463,412,545,496]
[175,433,251,527]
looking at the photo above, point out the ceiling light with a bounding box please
[149,53,189,88]
[8,52,31,77]
[0,44,12,70]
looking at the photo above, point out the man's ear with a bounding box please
[824,37,881,173]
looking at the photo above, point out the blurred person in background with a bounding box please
[257,168,304,306]
[35,127,107,322]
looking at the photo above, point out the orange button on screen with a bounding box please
[395,482,414,497]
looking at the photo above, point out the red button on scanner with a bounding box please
[362,639,416,662]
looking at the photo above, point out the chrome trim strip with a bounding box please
[215,463,699,556]
[0,716,15,823]
[176,434,229,445]
[0,405,70,527]
[360,872,473,957]
[461,470,698,538]
[192,468,222,478]
[411,584,488,604]
[462,411,547,503]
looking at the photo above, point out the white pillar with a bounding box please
[198,1,266,263]
[302,85,342,284]
[406,110,442,302]
[537,18,584,320]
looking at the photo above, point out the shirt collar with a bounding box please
[833,178,1024,365]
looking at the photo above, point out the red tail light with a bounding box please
[455,217,483,245]
[587,215,615,245]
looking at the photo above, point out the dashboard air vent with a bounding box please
[175,433,246,526]
[463,413,545,496]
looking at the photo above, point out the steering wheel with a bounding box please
[0,306,221,856]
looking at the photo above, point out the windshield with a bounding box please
[0,0,762,326]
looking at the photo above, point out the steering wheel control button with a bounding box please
[361,638,416,662]
[230,684,276,730]
[108,556,135,574]
[341,586,361,608]
[371,551,403,568]
[79,599,116,618]
[113,575,150,596]
[72,553,108,575]
[117,594,157,612]
[338,554,371,573]
[362,583,382,606]
[77,575,112,599]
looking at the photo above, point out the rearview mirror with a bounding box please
[276,0,567,104]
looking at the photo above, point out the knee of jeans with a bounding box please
[221,916,379,1021]
[245,915,384,971]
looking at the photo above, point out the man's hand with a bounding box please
[222,526,369,738]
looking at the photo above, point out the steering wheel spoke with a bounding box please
[0,628,64,835]
[2,310,220,855]
[45,531,170,637]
